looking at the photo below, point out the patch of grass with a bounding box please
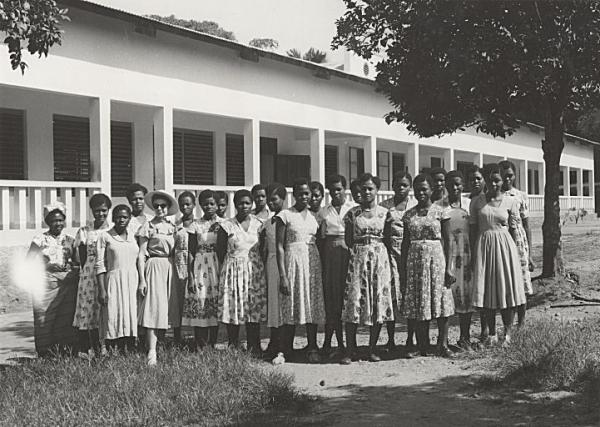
[0,348,303,426]
[482,318,600,395]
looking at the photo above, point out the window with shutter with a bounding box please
[173,128,214,185]
[325,145,338,178]
[349,147,364,182]
[53,115,90,182]
[392,153,406,177]
[377,151,390,190]
[111,121,133,196]
[226,134,245,186]
[0,108,25,180]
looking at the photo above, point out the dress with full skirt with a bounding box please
[218,216,267,325]
[505,188,533,295]
[470,195,526,309]
[276,207,325,325]
[403,204,454,321]
[182,217,222,327]
[342,205,394,326]
[262,216,283,328]
[96,228,139,339]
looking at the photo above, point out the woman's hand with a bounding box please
[528,257,535,272]
[98,288,108,306]
[187,277,196,294]
[279,276,291,296]
[138,280,148,297]
[444,271,456,288]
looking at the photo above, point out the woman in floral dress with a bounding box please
[96,205,139,351]
[341,173,394,364]
[216,189,266,353]
[183,190,223,350]
[276,178,325,363]
[442,171,474,350]
[402,174,454,357]
[381,171,416,353]
[73,193,111,357]
[28,202,79,356]
[499,160,533,327]
[471,165,525,346]
[137,190,178,366]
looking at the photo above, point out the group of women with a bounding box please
[28,160,533,366]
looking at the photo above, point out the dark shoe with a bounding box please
[456,338,472,352]
[385,341,396,353]
[437,346,454,358]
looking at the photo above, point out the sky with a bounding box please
[93,0,347,60]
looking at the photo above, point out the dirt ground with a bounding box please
[1,220,599,426]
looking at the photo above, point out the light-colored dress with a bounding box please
[218,216,267,325]
[182,217,223,327]
[72,223,109,331]
[262,215,283,328]
[505,188,533,295]
[442,198,474,313]
[277,207,325,325]
[137,219,176,329]
[381,197,417,316]
[30,231,78,355]
[470,195,526,309]
[128,213,152,238]
[403,204,454,321]
[317,200,355,326]
[342,205,394,325]
[96,228,139,339]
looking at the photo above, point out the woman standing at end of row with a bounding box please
[342,173,394,364]
[471,165,525,346]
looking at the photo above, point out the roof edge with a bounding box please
[524,122,600,147]
[60,0,375,86]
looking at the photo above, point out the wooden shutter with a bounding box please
[173,128,214,185]
[111,121,133,196]
[53,115,90,182]
[325,145,338,178]
[226,134,245,186]
[392,153,405,176]
[0,108,25,180]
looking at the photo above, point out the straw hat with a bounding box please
[144,190,179,216]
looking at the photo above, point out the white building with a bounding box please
[0,1,596,245]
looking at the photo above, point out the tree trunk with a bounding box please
[541,105,565,278]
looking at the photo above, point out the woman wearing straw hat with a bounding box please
[27,202,80,356]
[136,190,178,365]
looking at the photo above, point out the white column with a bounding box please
[407,143,419,177]
[564,166,570,197]
[153,106,174,192]
[520,160,528,194]
[27,105,54,180]
[243,119,260,186]
[443,148,455,171]
[310,128,325,183]
[364,136,377,174]
[1,187,9,231]
[538,162,545,196]
[215,130,227,186]
[89,97,111,195]
[33,188,43,229]
[16,188,27,230]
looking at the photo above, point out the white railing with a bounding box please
[0,180,102,231]
[528,195,595,214]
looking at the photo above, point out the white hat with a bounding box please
[43,202,67,222]
[144,190,179,216]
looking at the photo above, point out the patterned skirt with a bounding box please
[218,251,266,325]
[182,251,220,327]
[342,241,394,326]
[280,242,325,325]
[404,240,454,321]
[513,223,533,295]
[73,257,101,330]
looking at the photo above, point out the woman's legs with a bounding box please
[78,330,91,354]
[369,323,383,361]
[208,326,219,347]
[323,324,334,350]
[416,320,430,356]
[267,327,280,355]
[406,318,417,349]
[173,327,182,345]
[246,322,261,355]
[436,317,453,357]
[517,303,527,327]
[385,321,396,351]
[341,323,357,364]
[479,310,488,340]
[226,324,240,348]
[501,308,516,344]
[281,324,296,358]
[458,313,473,349]
[194,327,209,350]
[306,323,320,363]
[146,328,158,365]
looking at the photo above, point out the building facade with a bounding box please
[0,1,596,245]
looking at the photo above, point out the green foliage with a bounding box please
[0,348,300,426]
[249,38,279,50]
[0,0,69,73]
[333,1,600,138]
[148,14,236,41]
[485,318,600,392]
[286,48,302,59]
